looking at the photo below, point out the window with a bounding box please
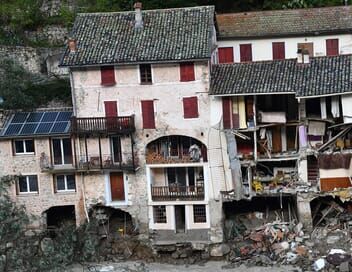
[52,138,73,165]
[240,44,252,62]
[111,136,122,163]
[183,96,198,119]
[180,62,195,82]
[55,174,76,192]
[153,206,167,223]
[326,39,339,56]
[17,175,38,194]
[222,97,232,129]
[272,42,285,60]
[141,100,155,129]
[101,66,116,86]
[193,205,206,223]
[140,64,152,84]
[297,43,314,57]
[218,47,234,63]
[13,139,34,154]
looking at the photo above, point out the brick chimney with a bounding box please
[134,2,143,29]
[68,38,77,52]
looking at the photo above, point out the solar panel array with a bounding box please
[1,111,73,137]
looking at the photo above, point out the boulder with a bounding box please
[210,244,230,257]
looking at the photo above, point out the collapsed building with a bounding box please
[0,3,351,254]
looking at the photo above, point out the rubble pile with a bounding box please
[223,201,352,271]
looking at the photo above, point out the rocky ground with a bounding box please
[67,261,301,272]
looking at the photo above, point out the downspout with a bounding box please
[81,173,90,222]
[69,70,77,116]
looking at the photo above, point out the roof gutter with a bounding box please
[209,91,296,97]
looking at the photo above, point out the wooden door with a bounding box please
[110,173,125,201]
[272,126,282,153]
[175,205,185,233]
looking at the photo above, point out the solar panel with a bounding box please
[57,112,72,121]
[1,111,73,137]
[4,124,23,135]
[12,113,28,123]
[27,112,43,122]
[36,123,54,134]
[42,112,59,122]
[51,122,69,133]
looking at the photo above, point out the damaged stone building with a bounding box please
[0,3,352,252]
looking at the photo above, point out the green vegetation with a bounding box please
[0,58,71,110]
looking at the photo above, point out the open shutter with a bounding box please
[180,62,195,82]
[104,101,118,117]
[218,47,234,63]
[272,42,285,60]
[101,66,116,86]
[240,44,252,62]
[183,97,198,118]
[222,97,232,129]
[141,100,155,129]
[326,39,339,56]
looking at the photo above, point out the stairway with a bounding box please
[308,157,319,185]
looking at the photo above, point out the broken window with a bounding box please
[54,174,76,192]
[13,139,35,155]
[153,206,167,223]
[193,205,206,223]
[140,64,152,84]
[17,175,38,194]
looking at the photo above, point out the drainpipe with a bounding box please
[81,173,90,223]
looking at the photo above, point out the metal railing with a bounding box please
[151,185,204,201]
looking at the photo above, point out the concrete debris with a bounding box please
[210,244,230,257]
[313,258,325,271]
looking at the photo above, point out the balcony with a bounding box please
[71,116,135,136]
[75,154,135,171]
[151,185,204,201]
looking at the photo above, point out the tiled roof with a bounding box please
[210,55,352,98]
[60,6,215,67]
[216,6,352,39]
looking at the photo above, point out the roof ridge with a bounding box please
[77,5,215,16]
[216,5,351,16]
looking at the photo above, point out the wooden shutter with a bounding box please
[141,100,155,129]
[180,62,195,82]
[183,97,198,118]
[101,66,116,86]
[218,47,234,64]
[240,44,252,62]
[326,39,339,56]
[110,173,125,201]
[104,101,118,117]
[272,42,285,60]
[222,97,232,129]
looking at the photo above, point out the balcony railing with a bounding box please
[71,116,135,135]
[76,154,134,171]
[151,185,204,201]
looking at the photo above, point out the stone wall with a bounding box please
[40,0,76,17]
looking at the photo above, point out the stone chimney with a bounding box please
[134,2,143,29]
[68,38,77,52]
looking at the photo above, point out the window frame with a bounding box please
[51,138,73,166]
[153,206,167,224]
[13,139,35,155]
[17,175,38,194]
[193,204,207,223]
[139,64,153,84]
[54,174,76,193]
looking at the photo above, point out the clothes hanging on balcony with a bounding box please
[331,96,340,118]
[320,98,327,119]
[238,97,247,129]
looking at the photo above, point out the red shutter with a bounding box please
[104,101,118,117]
[180,62,195,82]
[218,47,234,64]
[183,97,198,118]
[272,42,285,60]
[326,39,339,56]
[101,66,116,86]
[141,100,155,129]
[240,44,252,62]
[222,97,232,129]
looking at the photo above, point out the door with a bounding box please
[175,205,185,233]
[104,101,118,130]
[110,172,125,201]
[272,126,282,153]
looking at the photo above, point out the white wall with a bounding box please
[218,34,352,62]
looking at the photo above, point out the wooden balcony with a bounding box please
[75,154,135,171]
[71,116,135,136]
[151,185,204,201]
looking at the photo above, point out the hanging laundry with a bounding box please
[341,94,352,123]
[320,97,327,119]
[299,125,307,148]
[331,96,340,118]
[238,96,247,129]
[259,128,266,139]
